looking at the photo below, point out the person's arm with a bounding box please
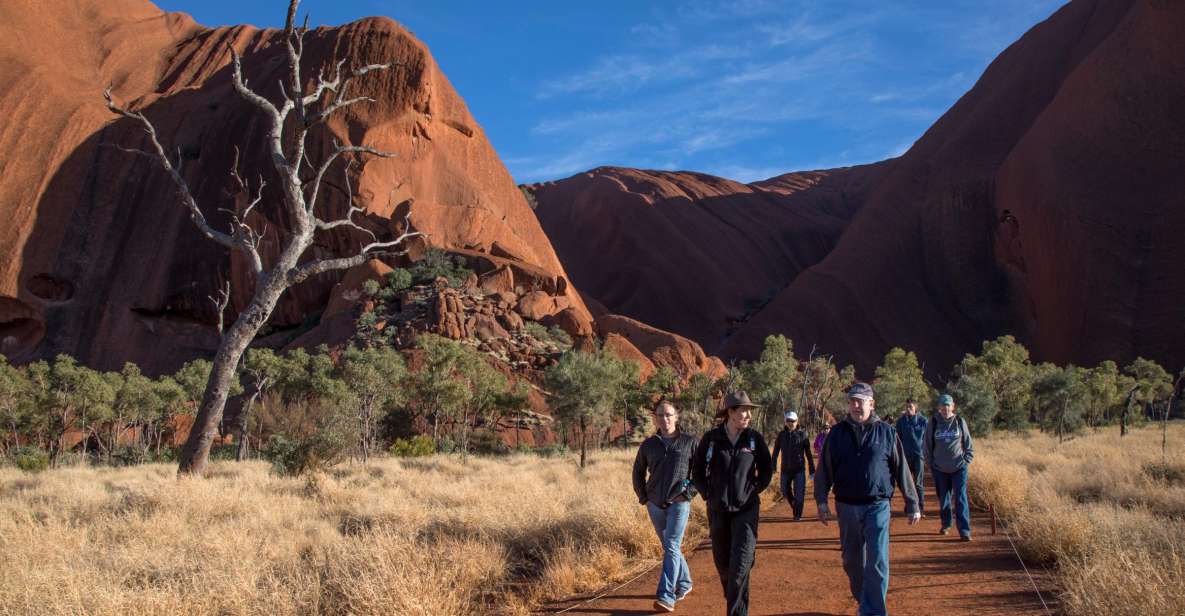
[770,432,782,472]
[922,420,934,468]
[814,433,834,525]
[632,443,649,504]
[682,437,699,500]
[804,434,816,476]
[962,417,974,465]
[691,432,711,499]
[891,430,921,518]
[754,432,773,493]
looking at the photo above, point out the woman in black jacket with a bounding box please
[691,391,773,616]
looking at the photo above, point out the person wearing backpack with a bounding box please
[633,399,699,613]
[923,393,974,541]
[815,382,920,616]
[691,391,773,616]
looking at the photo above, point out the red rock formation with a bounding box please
[596,314,727,381]
[0,0,586,373]
[529,164,888,353]
[537,0,1185,375]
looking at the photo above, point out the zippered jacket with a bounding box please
[691,426,773,512]
[895,413,928,458]
[814,414,919,514]
[632,432,699,507]
[772,428,815,474]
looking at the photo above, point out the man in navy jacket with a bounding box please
[895,398,928,514]
[816,382,920,616]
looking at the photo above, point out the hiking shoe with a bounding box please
[675,586,693,601]
[960,534,973,542]
[939,527,951,535]
[653,599,676,612]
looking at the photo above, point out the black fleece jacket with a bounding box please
[632,432,699,507]
[691,425,773,512]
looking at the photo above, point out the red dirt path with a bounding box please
[546,496,1056,615]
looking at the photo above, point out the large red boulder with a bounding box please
[596,314,726,380]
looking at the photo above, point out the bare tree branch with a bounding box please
[104,88,240,253]
[288,211,420,286]
[306,143,395,214]
[209,280,231,336]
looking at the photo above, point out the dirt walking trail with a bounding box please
[546,496,1057,615]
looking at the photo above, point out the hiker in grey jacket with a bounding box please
[633,399,698,612]
[923,393,974,540]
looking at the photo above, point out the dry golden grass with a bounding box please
[0,450,706,615]
[968,423,1185,615]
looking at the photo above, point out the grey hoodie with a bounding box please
[923,414,973,474]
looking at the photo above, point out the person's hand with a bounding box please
[907,511,921,525]
[809,473,815,482]
[817,503,832,526]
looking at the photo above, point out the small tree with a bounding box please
[1082,361,1122,429]
[676,373,718,436]
[101,364,160,463]
[874,347,932,418]
[1124,357,1173,420]
[405,334,470,447]
[1031,365,1088,442]
[454,348,516,462]
[0,358,31,456]
[742,335,801,437]
[339,345,406,464]
[960,335,1033,431]
[545,348,623,468]
[104,0,422,476]
[945,372,998,436]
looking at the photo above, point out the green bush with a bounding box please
[13,446,49,472]
[469,428,508,456]
[546,325,573,348]
[436,437,457,454]
[533,444,568,458]
[385,269,413,293]
[409,249,473,287]
[389,435,435,458]
[262,432,349,477]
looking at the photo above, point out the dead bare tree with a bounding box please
[104,0,420,476]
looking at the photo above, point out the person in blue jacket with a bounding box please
[815,382,920,616]
[894,398,928,514]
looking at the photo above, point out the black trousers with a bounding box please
[707,502,759,616]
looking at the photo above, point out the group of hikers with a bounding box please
[632,383,975,616]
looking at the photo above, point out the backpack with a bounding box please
[929,415,969,453]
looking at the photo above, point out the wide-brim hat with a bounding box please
[722,391,760,410]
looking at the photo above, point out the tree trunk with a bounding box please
[178,273,289,476]
[579,416,587,468]
[235,391,259,463]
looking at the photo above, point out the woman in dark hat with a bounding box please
[690,391,773,616]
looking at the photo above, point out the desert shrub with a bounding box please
[409,249,473,287]
[389,435,435,458]
[263,432,350,477]
[546,325,573,349]
[12,446,49,473]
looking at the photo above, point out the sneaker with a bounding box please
[675,586,693,601]
[939,527,951,535]
[654,599,676,612]
[960,534,973,542]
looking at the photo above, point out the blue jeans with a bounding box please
[905,454,925,512]
[836,499,891,616]
[932,466,971,536]
[647,501,693,604]
[780,469,807,519]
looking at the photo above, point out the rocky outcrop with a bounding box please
[0,0,586,374]
[529,165,887,353]
[596,314,726,381]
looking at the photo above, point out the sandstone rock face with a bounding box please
[324,261,394,319]
[596,314,726,380]
[0,0,586,373]
[538,0,1185,375]
[529,164,888,354]
[516,291,568,322]
[602,332,656,380]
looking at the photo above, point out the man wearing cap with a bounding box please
[633,399,699,613]
[895,398,928,515]
[691,391,772,616]
[924,393,974,541]
[815,382,920,616]
[771,410,815,520]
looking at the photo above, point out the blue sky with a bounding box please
[154,0,1066,184]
